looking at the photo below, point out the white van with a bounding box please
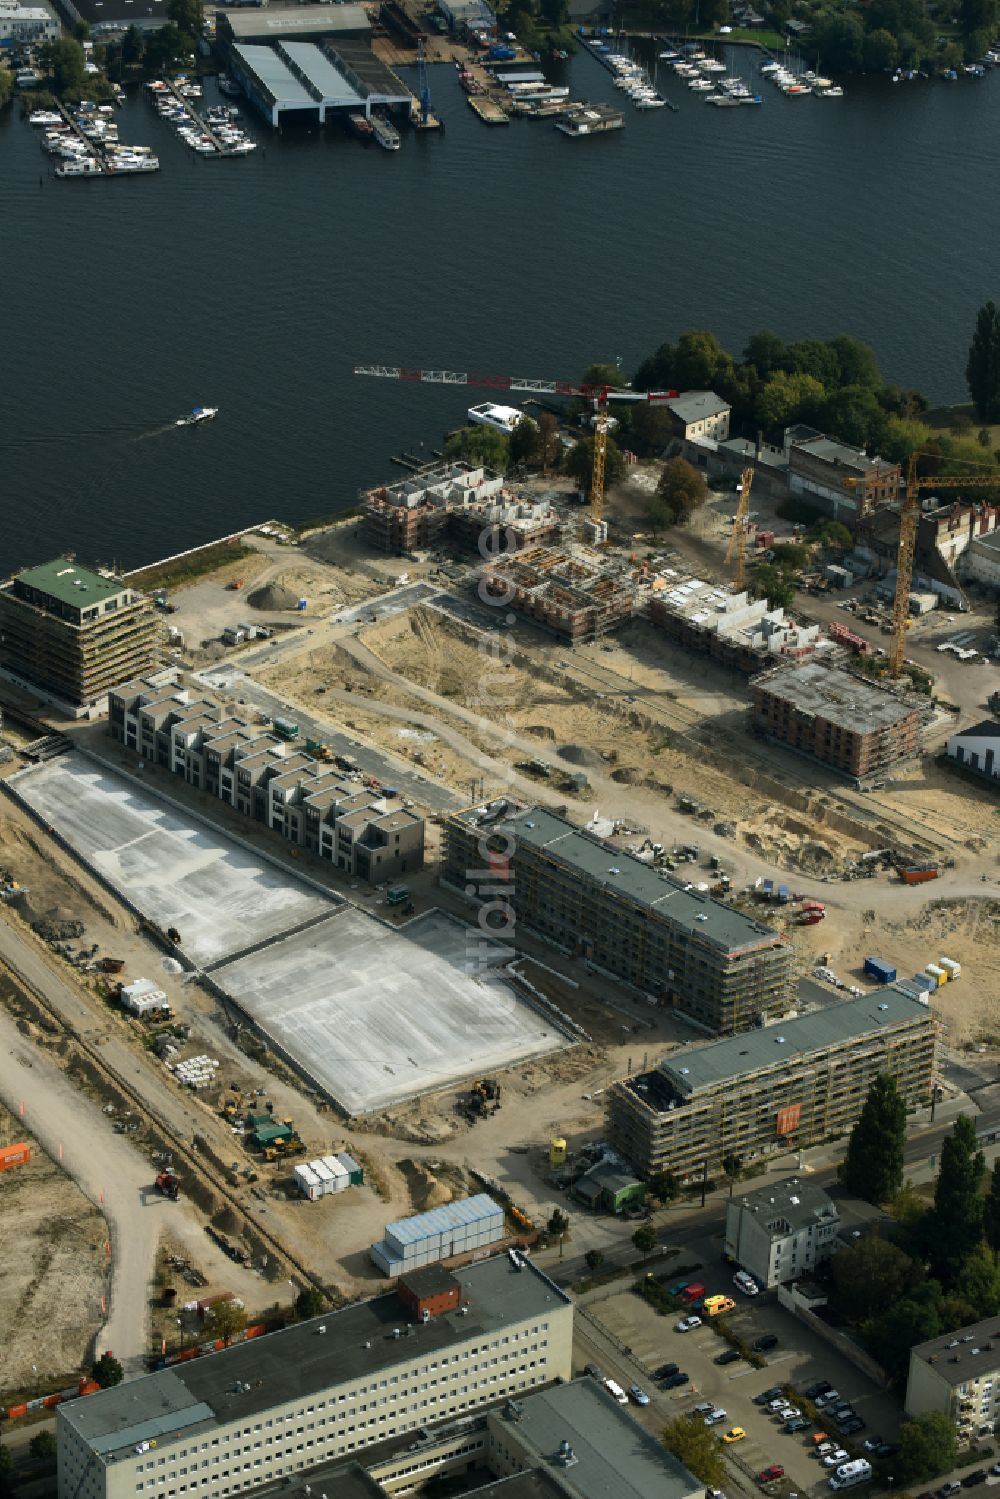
[829,1459,872,1490]
[604,1378,628,1406]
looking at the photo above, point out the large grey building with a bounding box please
[57,1257,573,1499]
[724,1177,840,1288]
[906,1316,1000,1442]
[443,802,793,1035]
[606,986,937,1180]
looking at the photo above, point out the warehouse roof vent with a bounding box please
[775,1036,785,1044]
[878,1002,889,1011]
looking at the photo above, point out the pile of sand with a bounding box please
[558,744,604,768]
[248,580,299,611]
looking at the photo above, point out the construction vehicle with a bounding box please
[354,364,679,542]
[305,738,332,761]
[155,1167,180,1200]
[725,466,755,591]
[846,453,1000,677]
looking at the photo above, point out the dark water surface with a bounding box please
[2,50,995,571]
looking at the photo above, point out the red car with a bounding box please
[758,1467,785,1485]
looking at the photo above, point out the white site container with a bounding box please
[295,1164,320,1202]
[939,957,961,980]
[321,1155,349,1193]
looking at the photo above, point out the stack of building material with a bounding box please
[120,977,168,1016]
[370,1193,505,1275]
[171,1054,221,1088]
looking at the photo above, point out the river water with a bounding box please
[2,49,996,571]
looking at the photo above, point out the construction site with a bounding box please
[361,462,563,555]
[480,542,637,641]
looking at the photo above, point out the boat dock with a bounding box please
[46,101,160,176]
[54,101,110,172]
[467,93,510,124]
[159,79,245,156]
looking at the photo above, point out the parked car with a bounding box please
[824,1451,851,1468]
[787,1418,810,1434]
[676,1316,702,1332]
[584,1363,604,1381]
[655,1363,679,1380]
[715,1349,741,1366]
[734,1269,760,1296]
[806,1381,834,1400]
[754,1334,779,1352]
[694,1402,715,1416]
[839,1417,865,1435]
[815,1391,841,1409]
[777,1407,802,1422]
[817,1443,837,1457]
[754,1387,784,1406]
[862,1439,883,1454]
[962,1473,987,1489]
[628,1383,650,1407]
[938,1484,961,1497]
[663,1372,690,1389]
[704,1408,728,1426]
[758,1467,785,1485]
[723,1428,747,1444]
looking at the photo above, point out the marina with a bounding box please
[146,77,257,157]
[32,100,160,178]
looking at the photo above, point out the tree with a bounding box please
[839,1073,907,1204]
[122,24,146,63]
[536,411,559,474]
[166,0,203,40]
[862,1281,943,1381]
[985,1161,1000,1259]
[563,435,625,495]
[41,37,86,95]
[294,1287,326,1321]
[584,1248,605,1271]
[648,1170,679,1202]
[967,302,1000,422]
[0,1446,11,1475]
[831,1236,919,1322]
[863,27,899,68]
[144,22,190,70]
[661,1415,727,1488]
[743,330,789,380]
[755,371,825,431]
[671,330,734,392]
[92,1352,124,1388]
[205,1298,248,1347]
[722,1154,742,1198]
[632,1222,658,1254]
[961,0,997,35]
[954,1245,1000,1315]
[29,1431,56,1461]
[508,416,539,466]
[547,1208,569,1238]
[630,403,675,455]
[581,361,626,390]
[829,335,881,390]
[653,457,708,527]
[444,424,510,471]
[749,562,795,611]
[539,0,569,26]
[821,384,886,449]
[929,1114,985,1282]
[895,1411,957,1484]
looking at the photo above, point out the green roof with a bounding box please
[14,558,126,609]
[661,986,932,1095]
[467,805,782,956]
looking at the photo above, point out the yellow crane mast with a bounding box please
[725,467,754,592]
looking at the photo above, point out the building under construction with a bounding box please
[443,801,794,1035]
[606,986,936,1181]
[0,556,159,714]
[750,660,921,778]
[479,544,635,641]
[362,463,561,556]
[646,573,820,674]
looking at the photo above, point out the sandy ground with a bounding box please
[0,1098,106,1397]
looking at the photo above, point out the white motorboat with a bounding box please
[176,407,218,425]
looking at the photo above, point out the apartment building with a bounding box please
[784,428,900,521]
[361,463,560,556]
[443,801,793,1035]
[750,661,921,778]
[947,720,1000,785]
[108,674,423,883]
[0,557,159,713]
[906,1317,1000,1441]
[56,1257,573,1499]
[606,987,936,1180]
[665,391,731,444]
[724,1177,840,1289]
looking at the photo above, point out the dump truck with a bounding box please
[155,1167,180,1201]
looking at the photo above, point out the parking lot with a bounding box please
[590,1282,904,1494]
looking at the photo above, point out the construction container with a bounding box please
[0,1142,30,1172]
[894,978,930,1005]
[370,1193,505,1276]
[864,957,897,984]
[550,1137,567,1167]
[917,972,938,993]
[939,957,961,980]
[337,1151,364,1186]
[926,963,947,986]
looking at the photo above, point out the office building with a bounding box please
[606,987,936,1180]
[0,0,59,42]
[443,802,793,1035]
[56,1256,573,1499]
[0,558,159,714]
[906,1317,1000,1441]
[750,661,921,778]
[724,1177,840,1288]
[108,674,423,882]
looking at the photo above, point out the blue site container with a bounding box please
[864,956,897,984]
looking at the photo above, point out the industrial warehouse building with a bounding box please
[370,1195,506,1276]
[56,1256,574,1499]
[108,674,424,883]
[0,557,159,714]
[605,986,937,1180]
[724,1177,840,1289]
[750,661,921,778]
[905,1317,1000,1441]
[443,801,793,1035]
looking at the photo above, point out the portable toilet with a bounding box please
[550,1137,567,1168]
[297,598,308,611]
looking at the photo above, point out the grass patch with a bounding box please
[128,541,252,593]
[694,26,785,47]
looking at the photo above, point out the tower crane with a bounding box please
[354,364,678,542]
[846,452,1000,677]
[725,466,754,592]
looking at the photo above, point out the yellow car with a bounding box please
[704,1296,736,1317]
[723,1427,747,1444]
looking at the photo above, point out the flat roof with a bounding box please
[386,1195,502,1247]
[281,41,362,106]
[790,434,894,476]
[910,1317,1000,1386]
[221,5,370,39]
[732,1175,838,1234]
[459,804,784,957]
[233,45,315,107]
[59,1257,570,1460]
[10,557,126,609]
[659,985,932,1096]
[752,661,917,732]
[330,38,410,100]
[494,1379,702,1499]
